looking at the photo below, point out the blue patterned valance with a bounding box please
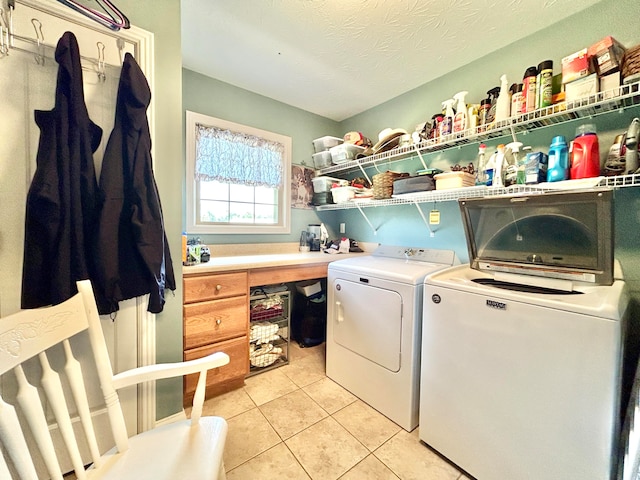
[195,124,284,188]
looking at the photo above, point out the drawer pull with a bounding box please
[216,284,222,291]
[216,318,222,325]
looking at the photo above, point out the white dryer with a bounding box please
[326,245,455,431]
[419,189,632,480]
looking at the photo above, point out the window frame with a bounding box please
[185,110,291,234]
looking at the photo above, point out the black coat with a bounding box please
[94,53,176,315]
[21,32,102,308]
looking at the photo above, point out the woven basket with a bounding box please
[622,44,640,80]
[372,171,409,199]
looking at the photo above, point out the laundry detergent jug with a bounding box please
[547,135,569,182]
[570,124,600,179]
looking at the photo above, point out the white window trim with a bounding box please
[186,110,291,234]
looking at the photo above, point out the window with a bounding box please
[186,111,291,234]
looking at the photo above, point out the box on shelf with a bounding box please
[329,143,365,164]
[296,280,322,297]
[434,171,475,190]
[331,186,357,203]
[588,36,626,77]
[312,150,332,169]
[562,48,593,84]
[312,136,343,153]
[565,73,599,102]
[601,72,621,99]
[311,176,347,193]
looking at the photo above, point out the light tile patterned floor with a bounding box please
[201,342,474,480]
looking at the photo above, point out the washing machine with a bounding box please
[419,189,632,480]
[326,245,455,431]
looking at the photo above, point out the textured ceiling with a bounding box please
[181,0,603,122]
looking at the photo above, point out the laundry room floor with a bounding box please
[194,342,474,480]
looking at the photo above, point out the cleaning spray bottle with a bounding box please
[505,141,523,186]
[475,143,488,185]
[495,75,511,123]
[453,91,468,134]
[440,99,455,136]
[484,148,497,186]
[492,144,507,187]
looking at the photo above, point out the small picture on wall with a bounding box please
[291,165,314,209]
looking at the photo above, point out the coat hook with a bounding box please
[96,41,106,81]
[31,18,45,65]
[116,37,125,63]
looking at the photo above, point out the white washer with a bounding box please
[326,245,455,431]
[419,189,630,480]
[420,265,628,480]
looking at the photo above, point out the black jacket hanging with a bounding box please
[21,31,102,309]
[94,52,175,315]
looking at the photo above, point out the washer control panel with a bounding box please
[372,245,455,265]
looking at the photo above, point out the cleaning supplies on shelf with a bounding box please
[492,144,507,187]
[625,117,639,174]
[510,83,524,117]
[485,87,500,127]
[547,135,570,182]
[505,141,523,186]
[570,124,600,179]
[524,149,548,184]
[537,60,554,109]
[475,143,488,185]
[440,99,455,136]
[522,66,538,113]
[484,149,496,186]
[453,91,469,133]
[495,75,511,123]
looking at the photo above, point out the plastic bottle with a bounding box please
[440,99,455,136]
[430,113,443,142]
[495,75,511,123]
[547,135,569,182]
[505,141,523,186]
[484,149,496,186]
[467,104,479,133]
[522,66,538,113]
[510,83,523,117]
[485,87,500,127]
[453,91,468,133]
[537,60,553,109]
[478,98,491,131]
[492,144,507,187]
[475,143,488,185]
[570,124,600,179]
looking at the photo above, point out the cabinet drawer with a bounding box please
[184,336,249,400]
[184,296,248,350]
[184,271,247,303]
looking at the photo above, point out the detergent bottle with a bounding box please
[492,144,507,187]
[547,135,569,182]
[570,124,600,179]
[453,91,469,133]
[484,149,497,186]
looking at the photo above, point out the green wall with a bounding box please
[118,0,184,419]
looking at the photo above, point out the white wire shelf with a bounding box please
[316,81,640,177]
[315,174,640,212]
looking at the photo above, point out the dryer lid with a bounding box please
[458,189,614,285]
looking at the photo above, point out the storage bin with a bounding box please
[312,136,343,153]
[312,150,332,169]
[434,171,475,190]
[331,186,357,203]
[311,176,346,193]
[312,191,333,205]
[392,175,435,195]
[329,143,365,164]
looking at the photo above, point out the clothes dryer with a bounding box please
[326,245,455,431]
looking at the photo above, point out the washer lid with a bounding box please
[459,189,614,286]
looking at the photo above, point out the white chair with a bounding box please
[0,280,230,479]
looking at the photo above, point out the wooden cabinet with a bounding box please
[183,271,249,405]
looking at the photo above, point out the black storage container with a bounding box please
[291,280,327,347]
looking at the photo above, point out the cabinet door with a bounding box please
[184,296,248,350]
[184,336,249,401]
[184,272,247,303]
